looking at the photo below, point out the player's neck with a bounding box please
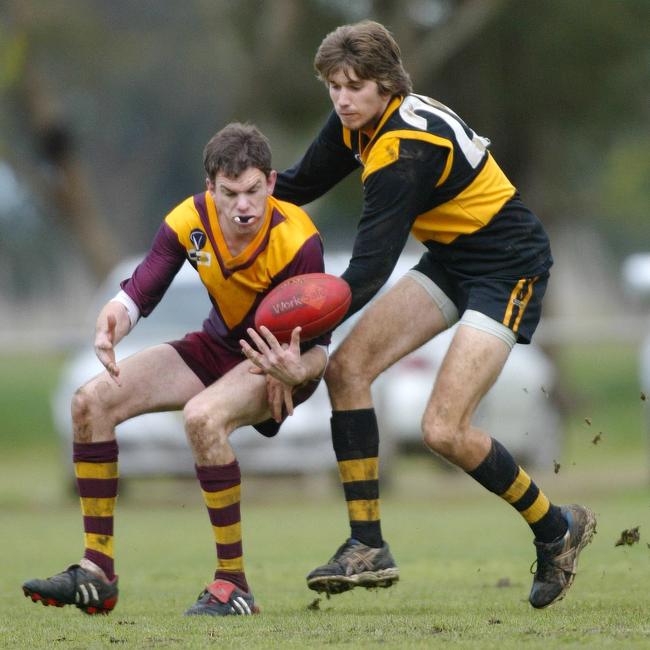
[221,229,254,257]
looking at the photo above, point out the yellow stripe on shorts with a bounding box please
[512,277,538,333]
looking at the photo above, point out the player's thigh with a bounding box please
[427,324,511,423]
[186,359,271,432]
[81,343,205,421]
[335,275,449,378]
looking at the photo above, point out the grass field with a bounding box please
[1,344,649,648]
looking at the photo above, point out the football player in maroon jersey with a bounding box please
[23,123,329,617]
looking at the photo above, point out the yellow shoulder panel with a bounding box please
[361,130,454,186]
[163,196,200,245]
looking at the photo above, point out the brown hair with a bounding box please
[203,122,272,181]
[314,20,412,97]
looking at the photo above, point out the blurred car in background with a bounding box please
[51,257,341,477]
[622,253,650,417]
[52,251,562,478]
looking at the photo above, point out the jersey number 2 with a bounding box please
[399,94,490,169]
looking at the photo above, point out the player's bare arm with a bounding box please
[94,301,132,385]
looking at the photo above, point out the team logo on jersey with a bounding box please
[190,229,206,250]
[189,228,211,266]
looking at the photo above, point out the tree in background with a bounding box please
[0,0,648,313]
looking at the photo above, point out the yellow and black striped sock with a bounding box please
[331,409,382,548]
[73,440,119,580]
[468,438,568,543]
[196,461,248,593]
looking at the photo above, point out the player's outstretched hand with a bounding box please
[95,312,121,385]
[240,326,305,421]
[241,325,305,383]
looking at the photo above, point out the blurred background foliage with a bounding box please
[0,0,649,324]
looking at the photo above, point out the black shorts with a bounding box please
[169,330,320,437]
[412,251,550,344]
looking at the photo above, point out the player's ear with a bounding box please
[206,176,214,192]
[266,169,277,195]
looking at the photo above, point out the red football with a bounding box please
[255,273,351,343]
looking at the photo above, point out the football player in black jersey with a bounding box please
[274,20,595,609]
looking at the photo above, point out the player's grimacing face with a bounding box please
[328,68,391,133]
[208,167,276,236]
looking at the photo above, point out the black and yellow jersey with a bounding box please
[275,94,552,318]
[121,192,326,351]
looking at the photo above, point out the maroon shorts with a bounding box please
[169,330,320,437]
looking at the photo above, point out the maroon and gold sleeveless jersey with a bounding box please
[121,192,325,351]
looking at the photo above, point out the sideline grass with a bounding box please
[2,461,650,649]
[1,344,649,647]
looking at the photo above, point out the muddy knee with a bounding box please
[71,383,117,443]
[184,400,230,464]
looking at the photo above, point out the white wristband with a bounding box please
[110,290,141,332]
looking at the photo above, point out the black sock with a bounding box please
[468,438,568,543]
[331,409,383,548]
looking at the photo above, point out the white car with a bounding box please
[324,252,563,469]
[623,253,650,420]
[52,252,562,477]
[51,257,341,477]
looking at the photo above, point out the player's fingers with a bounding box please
[289,326,302,350]
[283,384,294,416]
[239,338,254,358]
[267,379,283,422]
[240,339,270,371]
[107,363,122,386]
[259,325,282,351]
[246,327,271,354]
[95,346,113,369]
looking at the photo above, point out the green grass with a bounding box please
[558,342,647,463]
[2,469,650,649]
[1,344,649,647]
[0,351,66,451]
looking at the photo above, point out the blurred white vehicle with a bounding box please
[324,252,563,469]
[52,251,562,477]
[622,253,650,414]
[51,257,342,477]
